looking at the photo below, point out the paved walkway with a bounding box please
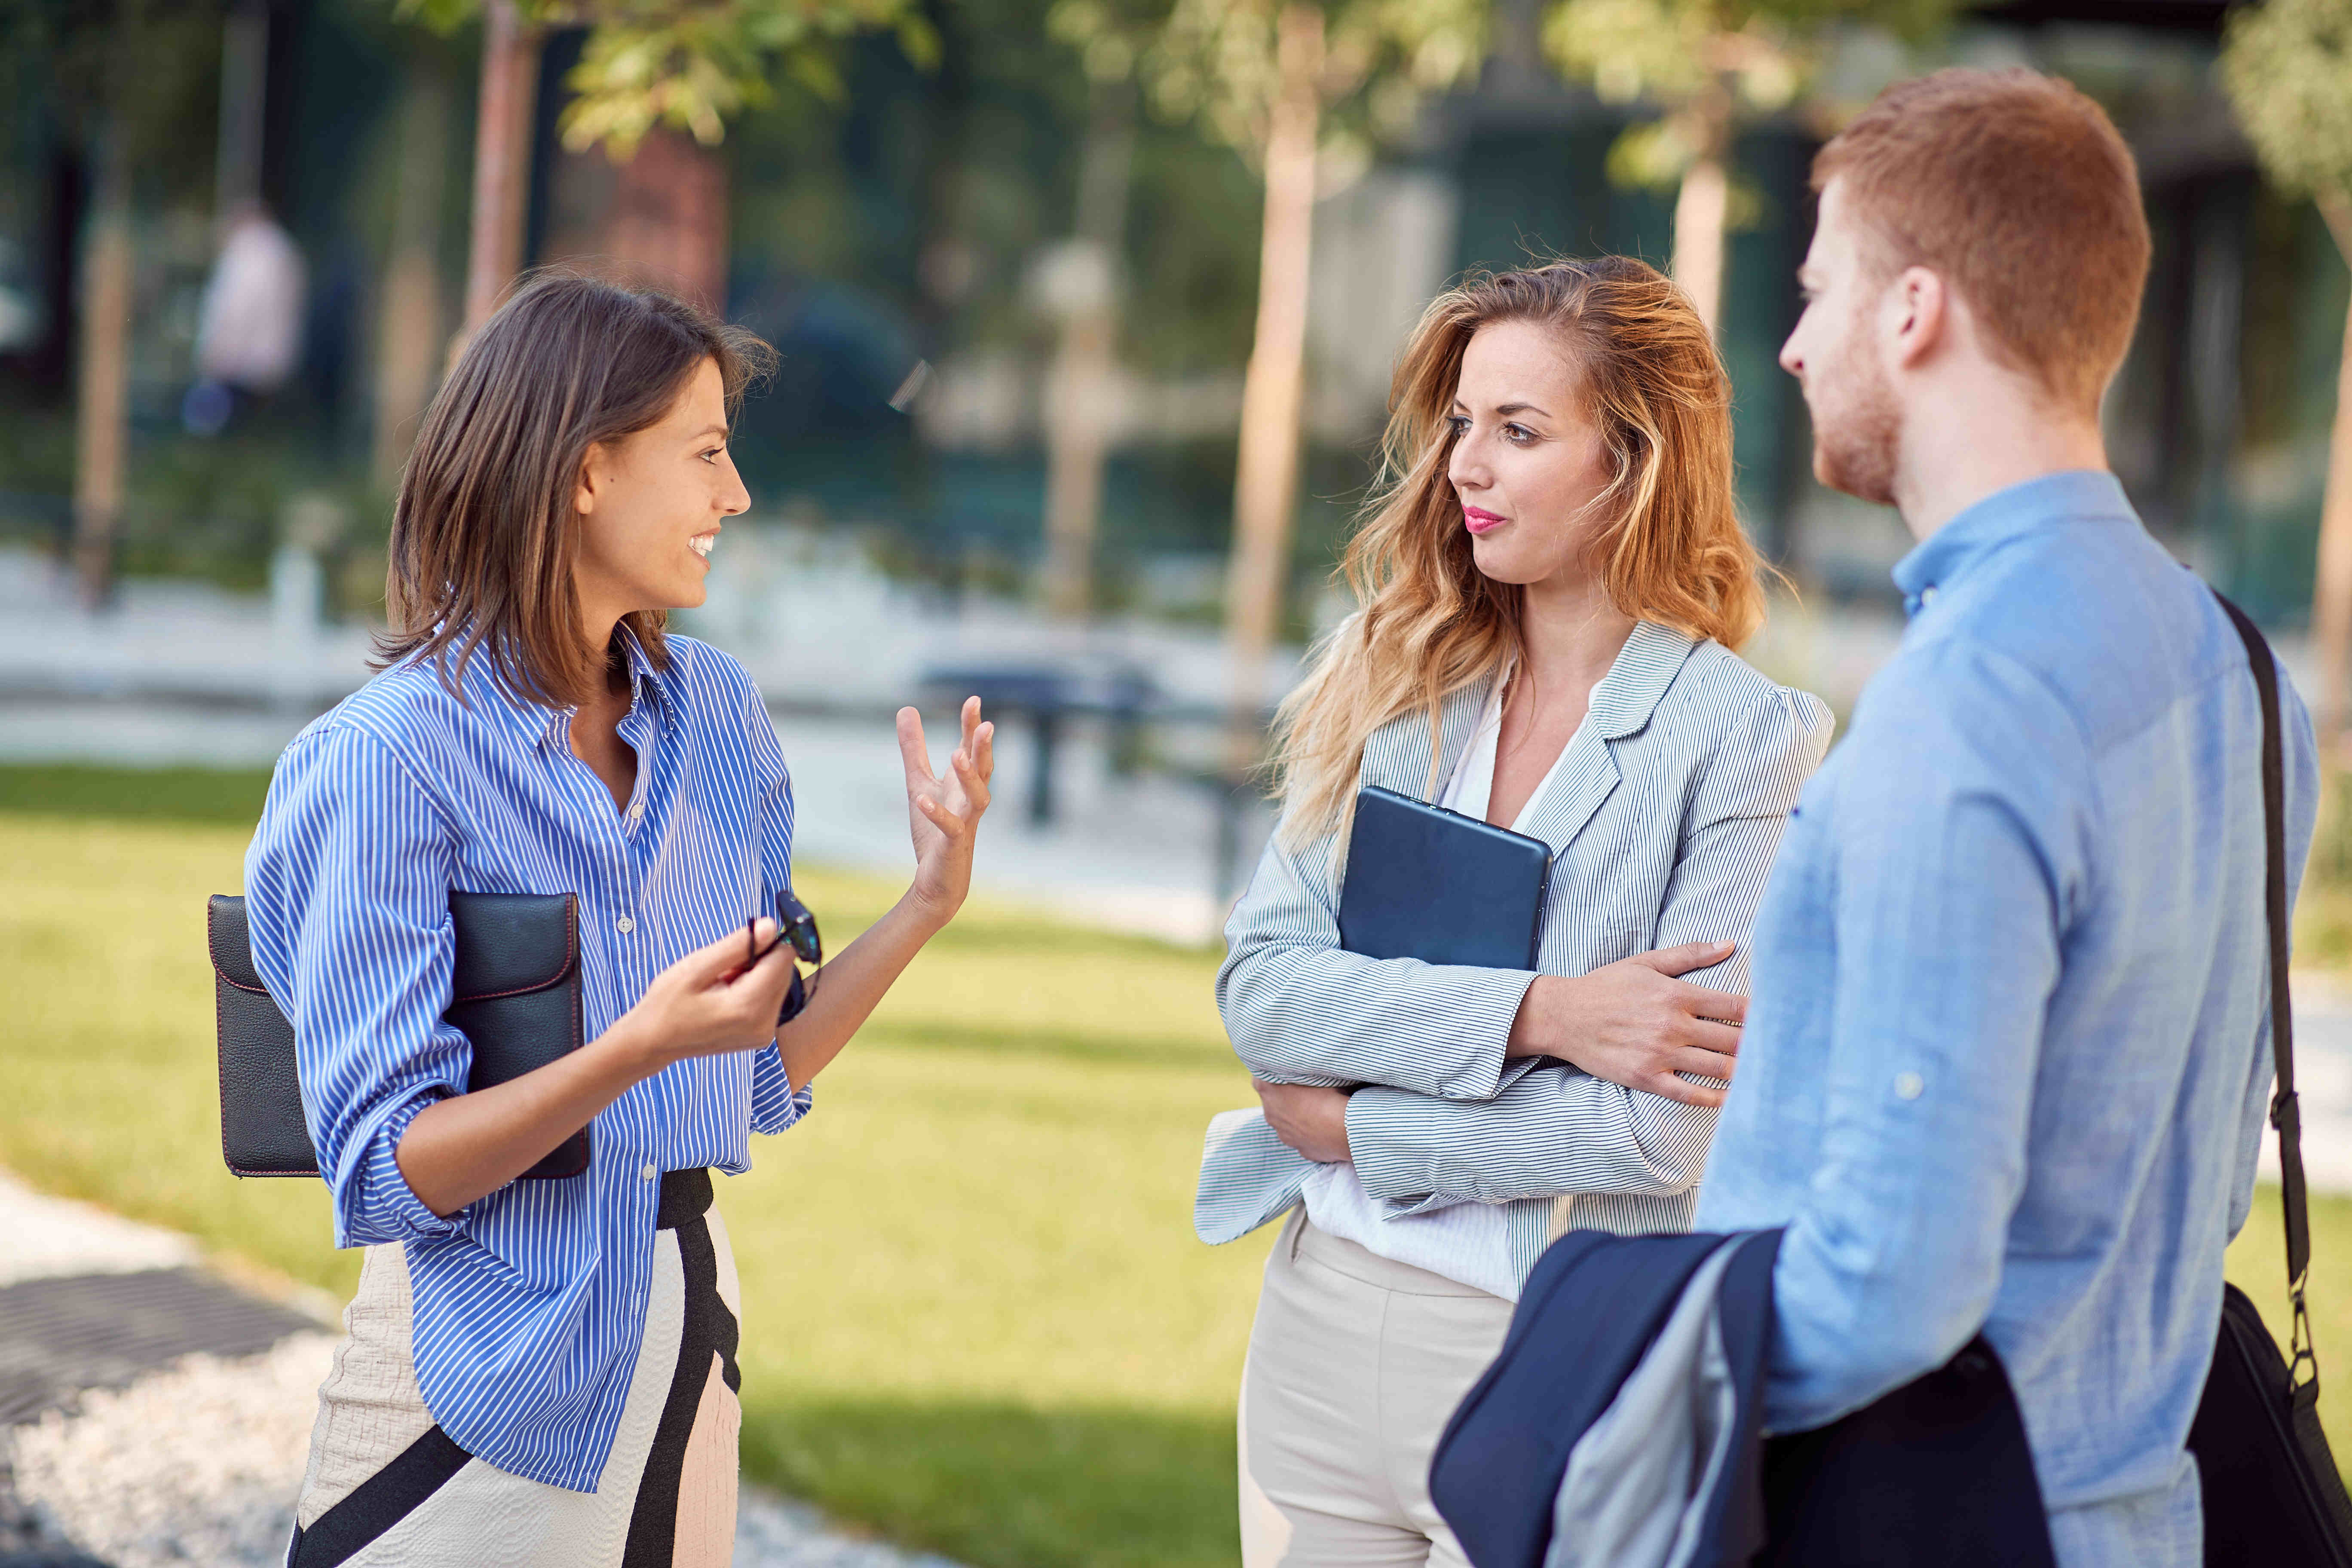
[0,1172,966,1568]
[0,546,1276,945]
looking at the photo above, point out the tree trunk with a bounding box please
[1221,1,1324,776]
[374,79,451,487]
[1040,85,1135,621]
[72,137,131,610]
[214,0,269,215]
[1670,101,1731,337]
[460,0,540,341]
[2310,193,2352,759]
[1040,302,1117,619]
[602,128,730,312]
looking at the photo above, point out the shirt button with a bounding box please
[616,915,636,934]
[641,1164,658,1181]
[627,801,644,822]
[1920,585,1939,606]
[1894,1071,1925,1101]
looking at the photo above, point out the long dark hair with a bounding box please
[375,270,774,710]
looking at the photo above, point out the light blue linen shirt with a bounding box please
[1695,472,2319,1567]
[245,629,809,1492]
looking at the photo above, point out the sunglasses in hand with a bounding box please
[745,887,822,1024]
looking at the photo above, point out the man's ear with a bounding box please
[1888,266,1948,373]
[574,442,605,518]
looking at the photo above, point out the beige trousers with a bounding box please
[291,1183,741,1567]
[1238,1210,1516,1568]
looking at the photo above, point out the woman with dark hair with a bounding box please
[1195,257,1831,1565]
[245,272,995,1565]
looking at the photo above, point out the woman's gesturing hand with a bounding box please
[1256,1079,1353,1164]
[900,696,995,924]
[618,918,801,1069]
[1506,941,1746,1108]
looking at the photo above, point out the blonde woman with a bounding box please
[1194,257,1832,1567]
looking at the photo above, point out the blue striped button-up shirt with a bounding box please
[245,629,809,1492]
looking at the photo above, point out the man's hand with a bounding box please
[1256,1079,1353,1164]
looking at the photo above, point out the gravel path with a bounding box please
[0,1173,970,1568]
[0,1329,970,1568]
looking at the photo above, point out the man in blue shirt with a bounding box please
[1694,68,2321,1567]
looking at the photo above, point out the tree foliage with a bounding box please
[1047,0,1488,172]
[2222,0,2352,236]
[396,0,939,158]
[1,0,229,185]
[1543,0,1954,191]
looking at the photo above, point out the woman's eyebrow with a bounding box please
[687,423,729,442]
[1452,399,1550,418]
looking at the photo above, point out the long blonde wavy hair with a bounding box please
[1273,256,1767,847]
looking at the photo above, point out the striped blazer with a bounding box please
[1195,621,1833,1288]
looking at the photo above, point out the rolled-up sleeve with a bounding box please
[741,692,813,1136]
[245,724,469,1248]
[1752,652,2081,1430]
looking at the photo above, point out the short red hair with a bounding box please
[1815,68,2151,414]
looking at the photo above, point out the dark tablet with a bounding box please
[1337,786,1552,970]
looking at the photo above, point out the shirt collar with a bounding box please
[611,622,676,726]
[447,622,676,753]
[1890,469,2136,616]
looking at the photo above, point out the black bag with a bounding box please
[2188,596,2352,1567]
[207,891,590,1182]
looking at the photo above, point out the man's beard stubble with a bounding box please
[1810,328,1901,508]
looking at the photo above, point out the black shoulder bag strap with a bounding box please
[2214,591,2315,1366]
[2196,591,2352,1567]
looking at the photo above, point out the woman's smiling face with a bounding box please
[571,355,750,623]
[1445,318,1619,589]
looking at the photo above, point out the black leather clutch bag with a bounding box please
[207,891,589,1182]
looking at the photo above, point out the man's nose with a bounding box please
[1778,332,1803,378]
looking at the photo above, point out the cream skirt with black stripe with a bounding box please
[286,1169,741,1568]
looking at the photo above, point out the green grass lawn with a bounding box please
[10,763,2352,1564]
[0,772,1270,1568]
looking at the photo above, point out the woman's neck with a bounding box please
[573,603,631,720]
[575,593,630,704]
[1516,568,1635,700]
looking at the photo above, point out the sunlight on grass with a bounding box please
[0,807,1268,1568]
[18,766,2352,1564]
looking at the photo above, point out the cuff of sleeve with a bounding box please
[1435,968,1542,1099]
[1346,1087,1444,1209]
[748,1041,814,1135]
[334,1093,465,1249]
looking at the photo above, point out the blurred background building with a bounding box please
[0,0,2344,928]
[0,0,2340,606]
